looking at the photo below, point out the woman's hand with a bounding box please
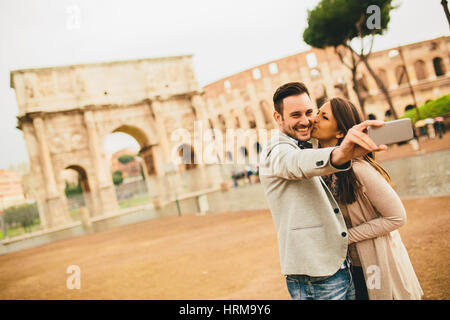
[331,120,387,166]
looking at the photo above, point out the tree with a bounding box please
[441,0,450,28]
[112,170,124,185]
[118,154,134,165]
[4,203,39,232]
[303,0,399,119]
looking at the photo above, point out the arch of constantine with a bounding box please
[11,55,223,228]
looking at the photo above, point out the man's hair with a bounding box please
[273,82,310,116]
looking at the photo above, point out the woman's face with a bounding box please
[311,102,343,146]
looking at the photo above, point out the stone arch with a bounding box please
[414,60,427,81]
[433,57,446,77]
[107,124,158,178]
[62,164,99,219]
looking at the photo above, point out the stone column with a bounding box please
[84,110,119,216]
[152,100,171,164]
[32,116,70,227]
[22,122,48,228]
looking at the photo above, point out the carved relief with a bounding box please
[38,70,55,97]
[48,129,88,154]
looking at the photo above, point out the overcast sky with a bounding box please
[0,0,448,170]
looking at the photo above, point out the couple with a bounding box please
[259,82,423,300]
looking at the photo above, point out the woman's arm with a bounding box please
[347,161,406,244]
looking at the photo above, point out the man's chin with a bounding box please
[295,132,311,142]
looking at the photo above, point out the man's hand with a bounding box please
[331,120,387,166]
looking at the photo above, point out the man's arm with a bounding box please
[263,143,350,180]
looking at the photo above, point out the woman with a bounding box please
[311,97,423,300]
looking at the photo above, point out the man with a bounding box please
[259,82,386,300]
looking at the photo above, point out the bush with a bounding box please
[401,94,450,123]
[112,170,124,185]
[4,203,40,232]
[64,176,82,197]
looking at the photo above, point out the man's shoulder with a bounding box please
[263,131,296,151]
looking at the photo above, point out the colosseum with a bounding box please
[202,36,449,160]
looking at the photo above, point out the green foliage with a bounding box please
[400,94,450,123]
[4,203,40,232]
[112,170,124,185]
[64,176,82,197]
[303,0,395,49]
[118,154,134,164]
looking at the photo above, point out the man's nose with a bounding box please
[299,115,310,126]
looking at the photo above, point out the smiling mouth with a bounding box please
[295,127,310,133]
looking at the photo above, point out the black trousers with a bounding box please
[351,266,369,300]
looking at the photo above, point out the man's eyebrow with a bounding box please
[289,111,301,116]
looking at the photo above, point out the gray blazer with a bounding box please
[259,130,351,277]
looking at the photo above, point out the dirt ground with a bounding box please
[0,134,449,300]
[0,195,448,300]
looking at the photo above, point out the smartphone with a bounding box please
[368,118,414,145]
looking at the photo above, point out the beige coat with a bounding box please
[259,130,350,277]
[342,159,424,300]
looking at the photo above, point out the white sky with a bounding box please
[0,0,448,169]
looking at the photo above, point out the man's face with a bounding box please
[274,93,315,141]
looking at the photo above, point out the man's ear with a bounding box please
[273,111,282,125]
[336,131,345,139]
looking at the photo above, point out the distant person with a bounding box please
[434,117,444,139]
[311,97,423,300]
[259,82,387,300]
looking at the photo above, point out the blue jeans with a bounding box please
[285,264,355,300]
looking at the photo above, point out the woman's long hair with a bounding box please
[329,97,393,204]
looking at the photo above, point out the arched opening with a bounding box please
[314,84,328,107]
[334,82,349,99]
[433,57,446,77]
[260,100,274,128]
[384,109,392,121]
[414,60,427,81]
[177,143,197,170]
[245,106,257,128]
[405,104,415,112]
[218,114,227,133]
[62,165,97,221]
[254,142,262,154]
[105,126,155,209]
[240,146,248,158]
[395,65,407,85]
[356,74,369,98]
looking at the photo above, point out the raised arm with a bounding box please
[262,142,351,180]
[347,161,406,244]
